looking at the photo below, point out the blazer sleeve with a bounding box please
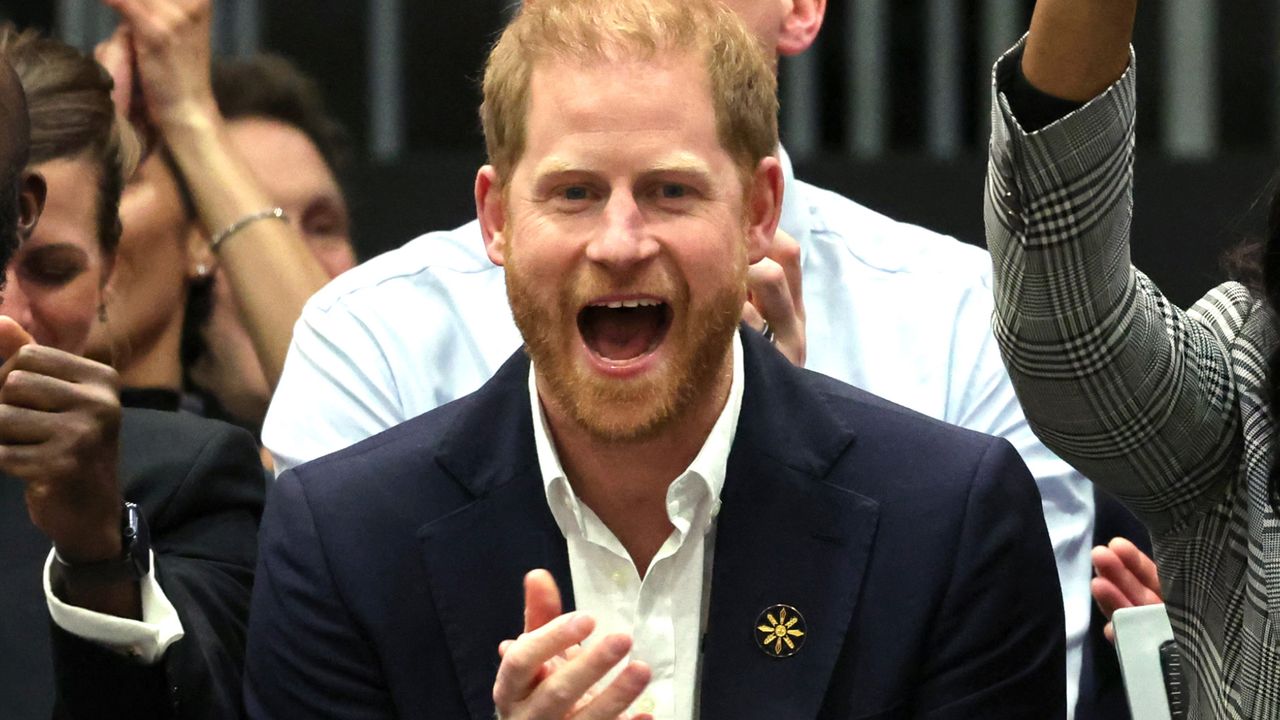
[50,418,265,720]
[913,437,1067,719]
[244,468,396,719]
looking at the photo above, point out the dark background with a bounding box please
[4,0,1277,308]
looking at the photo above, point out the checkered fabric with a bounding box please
[987,42,1280,719]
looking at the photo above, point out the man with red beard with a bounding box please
[245,1,1065,718]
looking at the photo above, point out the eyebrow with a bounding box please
[532,152,714,180]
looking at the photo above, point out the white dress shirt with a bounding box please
[529,334,743,720]
[263,147,1092,715]
[42,549,183,663]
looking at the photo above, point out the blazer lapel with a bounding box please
[416,349,575,720]
[700,330,881,719]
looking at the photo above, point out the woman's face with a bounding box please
[86,151,201,365]
[0,156,111,355]
[226,117,356,276]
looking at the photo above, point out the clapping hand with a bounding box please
[493,570,653,720]
[743,228,805,366]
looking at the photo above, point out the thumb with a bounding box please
[523,569,563,633]
[0,316,35,360]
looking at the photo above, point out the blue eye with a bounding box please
[564,186,589,200]
[660,184,687,199]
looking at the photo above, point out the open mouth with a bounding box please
[577,297,672,363]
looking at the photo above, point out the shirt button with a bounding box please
[635,695,656,714]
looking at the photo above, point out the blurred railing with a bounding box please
[41,0,1244,164]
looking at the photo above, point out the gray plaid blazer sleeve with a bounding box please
[984,43,1256,535]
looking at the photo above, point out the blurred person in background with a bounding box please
[0,25,263,719]
[85,0,340,439]
[187,55,357,432]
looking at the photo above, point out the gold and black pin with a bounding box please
[755,604,806,658]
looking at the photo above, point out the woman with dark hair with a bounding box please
[986,0,1279,716]
[0,25,263,719]
[83,0,340,440]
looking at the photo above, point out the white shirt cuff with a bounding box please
[43,548,185,665]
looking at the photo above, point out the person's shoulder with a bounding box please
[789,363,1015,497]
[793,178,993,288]
[285,386,484,501]
[119,407,257,460]
[303,219,497,315]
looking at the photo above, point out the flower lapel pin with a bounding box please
[755,604,806,658]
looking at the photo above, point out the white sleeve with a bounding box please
[43,549,184,665]
[262,301,403,475]
[943,276,1094,717]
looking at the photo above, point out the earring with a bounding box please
[97,302,108,323]
[195,263,209,278]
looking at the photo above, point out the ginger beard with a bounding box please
[505,225,749,443]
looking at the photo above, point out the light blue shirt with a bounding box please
[263,149,1092,715]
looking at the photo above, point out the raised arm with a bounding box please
[986,0,1253,534]
[1021,0,1136,102]
[100,0,329,387]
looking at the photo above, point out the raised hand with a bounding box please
[99,0,217,131]
[493,570,653,720]
[0,316,123,564]
[1091,537,1163,643]
[743,228,805,366]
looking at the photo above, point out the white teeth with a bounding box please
[594,299,662,309]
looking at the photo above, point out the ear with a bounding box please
[476,165,509,267]
[744,156,784,264]
[777,0,827,57]
[185,223,215,280]
[17,169,46,242]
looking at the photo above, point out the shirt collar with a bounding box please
[529,332,745,537]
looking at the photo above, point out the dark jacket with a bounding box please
[0,408,264,719]
[246,330,1066,719]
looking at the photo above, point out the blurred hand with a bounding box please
[99,0,218,130]
[743,228,805,366]
[493,570,653,720]
[0,317,123,563]
[1091,537,1163,643]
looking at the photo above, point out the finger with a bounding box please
[1091,544,1161,606]
[0,316,34,363]
[524,568,563,633]
[747,259,794,331]
[0,442,50,480]
[0,404,61,445]
[0,369,97,413]
[740,302,765,333]
[1090,575,1131,619]
[493,612,594,709]
[1107,537,1162,600]
[1103,621,1115,644]
[1,345,119,390]
[572,658,652,720]
[768,228,804,320]
[523,634,637,719]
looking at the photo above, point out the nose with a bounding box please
[584,191,658,270]
[0,270,33,331]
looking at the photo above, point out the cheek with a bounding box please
[29,280,101,354]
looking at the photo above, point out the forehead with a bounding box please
[520,52,724,171]
[225,117,340,199]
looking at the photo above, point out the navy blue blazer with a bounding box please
[246,330,1065,719]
